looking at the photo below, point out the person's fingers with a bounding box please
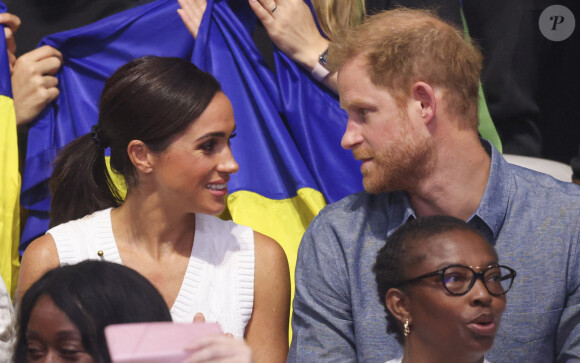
[258,0,278,14]
[28,56,62,77]
[8,51,15,73]
[186,334,229,351]
[20,45,63,64]
[0,13,21,33]
[12,47,63,126]
[14,85,59,126]
[184,335,252,363]
[4,27,16,53]
[266,0,278,14]
[25,75,60,106]
[41,75,59,89]
[193,312,206,323]
[177,0,206,38]
[248,0,274,25]
[2,14,20,70]
[39,85,60,105]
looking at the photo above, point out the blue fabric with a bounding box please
[20,0,362,250]
[289,141,580,362]
[274,52,362,202]
[0,1,11,98]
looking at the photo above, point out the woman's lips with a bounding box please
[467,314,498,336]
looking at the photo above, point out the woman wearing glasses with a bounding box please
[373,216,517,363]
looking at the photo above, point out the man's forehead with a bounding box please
[338,58,396,109]
[337,57,371,97]
[338,54,369,76]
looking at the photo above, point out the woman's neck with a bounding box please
[402,338,486,363]
[111,192,196,260]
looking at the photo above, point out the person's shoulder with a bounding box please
[254,231,287,267]
[507,162,580,200]
[318,190,397,219]
[302,190,403,252]
[47,209,113,249]
[49,208,112,232]
[24,234,58,263]
[18,234,60,301]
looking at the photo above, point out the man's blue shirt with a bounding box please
[289,142,580,362]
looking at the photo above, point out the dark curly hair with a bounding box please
[372,215,493,344]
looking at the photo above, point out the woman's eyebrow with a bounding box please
[55,330,84,340]
[195,132,226,142]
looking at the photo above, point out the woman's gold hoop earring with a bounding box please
[403,319,411,336]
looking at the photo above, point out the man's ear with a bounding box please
[412,81,436,128]
[386,288,412,326]
[127,140,154,174]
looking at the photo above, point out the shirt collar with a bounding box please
[386,192,417,237]
[467,140,512,243]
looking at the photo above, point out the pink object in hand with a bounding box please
[105,321,223,363]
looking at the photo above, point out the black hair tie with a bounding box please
[90,124,109,148]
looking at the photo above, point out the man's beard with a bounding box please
[354,126,436,194]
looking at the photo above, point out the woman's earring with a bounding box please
[404,319,411,337]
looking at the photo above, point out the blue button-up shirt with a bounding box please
[289,142,580,362]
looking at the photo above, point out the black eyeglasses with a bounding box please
[395,264,517,297]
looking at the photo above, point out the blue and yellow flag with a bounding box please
[0,2,21,298]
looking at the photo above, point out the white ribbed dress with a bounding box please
[47,208,255,338]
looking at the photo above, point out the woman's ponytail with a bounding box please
[49,127,122,227]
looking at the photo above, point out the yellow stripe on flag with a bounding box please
[225,188,327,341]
[0,95,21,298]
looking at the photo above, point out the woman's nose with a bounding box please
[469,278,493,306]
[219,149,239,174]
[43,350,62,363]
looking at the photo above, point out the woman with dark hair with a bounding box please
[373,216,516,363]
[17,56,290,362]
[16,260,253,362]
[15,260,172,362]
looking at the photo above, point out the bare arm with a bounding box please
[16,234,60,303]
[244,231,290,363]
[248,0,338,93]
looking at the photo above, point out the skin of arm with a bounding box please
[16,234,60,303]
[244,231,290,363]
[248,0,338,93]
